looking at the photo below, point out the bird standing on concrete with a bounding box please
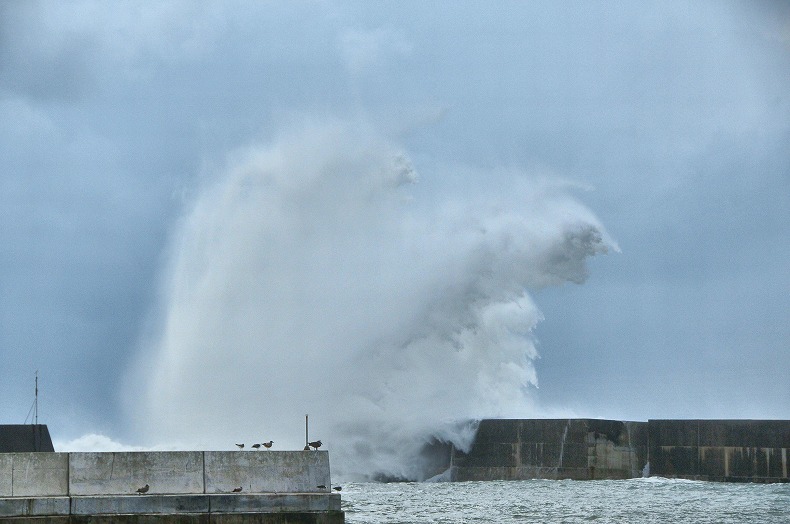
[232,486,242,493]
[235,443,245,450]
[333,486,342,492]
[316,485,327,490]
[136,484,149,494]
[308,440,322,450]
[251,443,261,450]
[263,440,273,450]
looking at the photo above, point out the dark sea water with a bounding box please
[341,478,790,523]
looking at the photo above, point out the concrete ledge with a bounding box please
[70,495,209,515]
[208,494,341,513]
[0,497,70,517]
[0,513,345,523]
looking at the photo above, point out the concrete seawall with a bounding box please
[445,419,790,483]
[0,451,343,523]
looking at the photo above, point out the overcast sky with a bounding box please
[1,1,788,460]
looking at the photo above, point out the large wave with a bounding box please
[125,118,615,480]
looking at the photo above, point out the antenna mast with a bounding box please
[34,370,39,425]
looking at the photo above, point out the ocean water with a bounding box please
[341,478,790,523]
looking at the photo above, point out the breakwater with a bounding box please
[445,419,790,483]
[0,451,343,522]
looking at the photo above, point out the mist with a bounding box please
[124,118,613,479]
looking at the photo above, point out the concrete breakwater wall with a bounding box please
[446,419,790,483]
[449,419,647,481]
[0,451,343,523]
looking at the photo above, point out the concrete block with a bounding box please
[6,453,69,497]
[0,454,12,497]
[208,493,341,513]
[204,451,330,494]
[70,494,209,515]
[69,452,204,496]
[0,496,70,517]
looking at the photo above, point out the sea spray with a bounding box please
[126,118,615,480]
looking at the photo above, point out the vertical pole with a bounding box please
[34,370,39,425]
[304,414,310,450]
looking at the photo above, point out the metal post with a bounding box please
[304,414,310,450]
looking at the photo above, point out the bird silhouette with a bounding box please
[136,484,149,494]
[235,443,244,450]
[308,440,322,450]
[333,486,342,492]
[251,443,261,450]
[263,440,273,450]
[232,486,242,493]
[317,485,327,490]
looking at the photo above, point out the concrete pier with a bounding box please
[0,451,343,523]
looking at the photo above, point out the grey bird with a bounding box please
[308,440,322,450]
[136,484,149,494]
[232,486,242,493]
[235,443,244,450]
[263,440,274,449]
[251,443,261,450]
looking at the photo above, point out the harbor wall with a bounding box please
[447,419,790,483]
[449,419,647,481]
[0,451,343,523]
[648,419,790,482]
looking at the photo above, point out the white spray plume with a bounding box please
[126,118,614,480]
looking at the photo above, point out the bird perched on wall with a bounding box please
[308,440,322,450]
[136,484,149,494]
[235,443,244,450]
[263,440,273,450]
[251,443,261,450]
[316,485,327,490]
[333,486,342,492]
[232,486,242,493]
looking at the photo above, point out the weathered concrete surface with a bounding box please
[0,453,69,497]
[445,418,790,482]
[0,452,343,521]
[648,419,790,482]
[0,497,70,517]
[69,452,204,496]
[204,452,330,494]
[0,513,345,523]
[451,419,647,481]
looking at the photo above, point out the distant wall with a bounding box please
[648,419,790,482]
[0,425,54,452]
[451,419,647,481]
[447,419,790,483]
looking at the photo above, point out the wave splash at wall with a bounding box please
[126,119,614,480]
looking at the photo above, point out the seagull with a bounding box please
[235,443,245,450]
[308,440,322,450]
[251,443,261,450]
[232,486,242,493]
[333,486,342,492]
[263,440,273,450]
[136,484,149,494]
[317,485,327,490]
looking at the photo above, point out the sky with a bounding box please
[1,1,788,478]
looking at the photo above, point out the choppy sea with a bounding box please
[340,478,789,523]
